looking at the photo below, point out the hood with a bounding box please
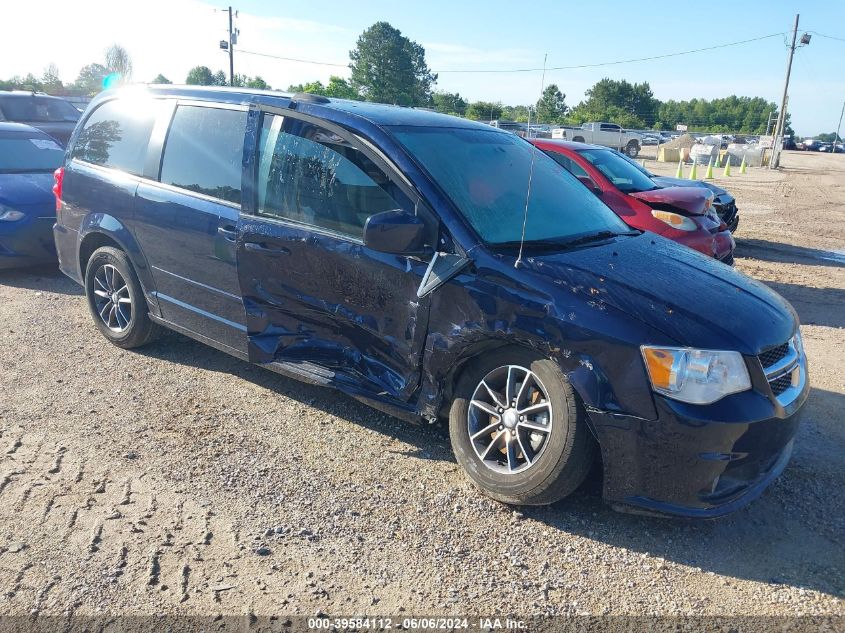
[629,186,712,215]
[0,172,55,210]
[521,233,796,355]
[651,175,728,197]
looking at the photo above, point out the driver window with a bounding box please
[257,113,407,239]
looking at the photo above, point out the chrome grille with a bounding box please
[759,342,790,368]
[758,335,804,405]
[769,373,792,396]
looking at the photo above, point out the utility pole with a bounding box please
[228,6,235,87]
[836,100,845,145]
[771,14,807,168]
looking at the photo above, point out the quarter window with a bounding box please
[159,105,247,204]
[256,114,404,238]
[71,98,157,175]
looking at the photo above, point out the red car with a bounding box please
[531,139,735,264]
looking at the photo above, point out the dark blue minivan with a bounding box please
[53,86,808,517]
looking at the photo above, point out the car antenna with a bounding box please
[515,53,547,269]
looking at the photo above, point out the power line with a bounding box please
[238,32,786,75]
[807,30,845,43]
[438,33,786,73]
[238,49,347,68]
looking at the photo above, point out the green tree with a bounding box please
[288,76,359,100]
[576,78,657,127]
[104,44,133,82]
[213,70,228,86]
[465,101,503,121]
[654,96,781,134]
[41,64,63,93]
[432,91,467,116]
[74,63,108,94]
[323,76,358,99]
[535,84,567,123]
[502,104,530,122]
[186,66,215,85]
[151,74,172,84]
[245,76,269,89]
[349,22,436,106]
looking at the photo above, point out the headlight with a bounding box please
[641,346,751,404]
[651,210,698,231]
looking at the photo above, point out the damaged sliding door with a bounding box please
[237,109,434,401]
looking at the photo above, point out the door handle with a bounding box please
[218,225,238,241]
[244,241,291,256]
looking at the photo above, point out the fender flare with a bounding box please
[78,213,161,316]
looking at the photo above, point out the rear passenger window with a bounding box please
[159,106,246,204]
[256,114,404,238]
[71,98,157,175]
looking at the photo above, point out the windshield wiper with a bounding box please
[493,230,638,251]
[555,230,638,248]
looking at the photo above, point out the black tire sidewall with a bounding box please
[449,347,593,505]
[84,247,151,348]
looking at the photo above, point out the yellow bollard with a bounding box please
[676,159,684,179]
[723,158,732,177]
[740,155,747,174]
[641,159,646,168]
[705,157,714,179]
[689,159,698,180]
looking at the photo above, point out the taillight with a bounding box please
[52,167,64,212]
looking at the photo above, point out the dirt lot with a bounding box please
[0,151,843,620]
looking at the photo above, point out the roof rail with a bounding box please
[291,92,330,104]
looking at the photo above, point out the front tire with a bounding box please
[449,347,596,505]
[84,246,160,349]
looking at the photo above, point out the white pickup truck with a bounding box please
[552,122,643,157]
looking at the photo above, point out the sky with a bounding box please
[3,0,844,135]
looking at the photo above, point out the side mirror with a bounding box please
[363,209,429,256]
[577,176,602,196]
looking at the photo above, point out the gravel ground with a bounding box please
[0,151,843,621]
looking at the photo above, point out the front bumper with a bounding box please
[675,227,735,263]
[589,374,808,518]
[0,215,57,269]
[714,198,740,233]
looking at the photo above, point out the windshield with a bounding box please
[613,149,654,177]
[0,136,65,172]
[390,126,629,245]
[576,148,658,193]
[0,97,81,122]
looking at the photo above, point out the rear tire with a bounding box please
[84,246,160,349]
[449,346,596,505]
[625,142,640,158]
[572,136,585,143]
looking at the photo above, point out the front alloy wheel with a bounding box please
[468,365,553,474]
[449,347,596,506]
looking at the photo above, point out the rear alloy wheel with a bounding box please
[92,264,132,332]
[84,246,160,349]
[449,347,596,505]
[625,142,640,158]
